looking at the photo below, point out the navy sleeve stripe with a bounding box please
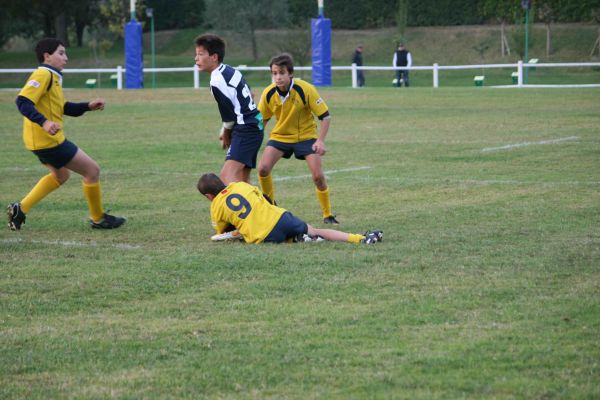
[292,85,306,105]
[64,101,90,117]
[15,95,46,126]
[265,87,278,104]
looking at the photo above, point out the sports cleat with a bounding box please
[7,203,26,231]
[295,233,325,243]
[90,213,126,229]
[361,230,383,244]
[323,215,339,224]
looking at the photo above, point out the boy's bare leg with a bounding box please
[220,160,248,184]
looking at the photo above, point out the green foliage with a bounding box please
[396,0,409,40]
[409,0,482,26]
[144,0,204,31]
[204,0,289,60]
[99,0,147,39]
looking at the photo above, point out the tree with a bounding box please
[99,0,146,39]
[538,3,556,57]
[591,9,600,56]
[479,0,520,57]
[271,22,311,76]
[204,0,289,61]
[143,0,204,30]
[396,0,409,43]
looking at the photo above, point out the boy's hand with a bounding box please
[220,127,232,150]
[88,98,105,111]
[43,120,61,135]
[312,139,327,155]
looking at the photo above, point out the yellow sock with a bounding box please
[82,181,104,222]
[258,174,275,204]
[20,174,61,213]
[347,233,365,244]
[315,186,332,218]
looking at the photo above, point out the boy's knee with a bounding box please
[86,162,100,182]
[258,164,271,177]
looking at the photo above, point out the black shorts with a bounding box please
[267,139,316,160]
[264,211,308,243]
[32,139,78,169]
[226,132,264,169]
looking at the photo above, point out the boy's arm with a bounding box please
[15,95,61,135]
[15,96,46,126]
[219,126,232,150]
[63,98,105,117]
[312,113,331,156]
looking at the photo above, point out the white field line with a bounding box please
[273,166,372,182]
[1,237,141,250]
[481,136,579,152]
[3,166,373,181]
[354,176,600,186]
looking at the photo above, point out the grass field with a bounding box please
[0,86,599,399]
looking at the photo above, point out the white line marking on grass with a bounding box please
[481,136,579,152]
[1,237,141,250]
[354,176,600,186]
[274,166,372,182]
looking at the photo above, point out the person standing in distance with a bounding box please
[352,44,365,87]
[194,34,264,184]
[393,42,412,87]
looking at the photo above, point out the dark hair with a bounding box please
[269,53,294,75]
[197,173,226,196]
[35,38,65,64]
[194,34,225,63]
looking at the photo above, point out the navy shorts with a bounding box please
[267,139,316,160]
[32,139,78,169]
[264,211,308,243]
[226,132,264,168]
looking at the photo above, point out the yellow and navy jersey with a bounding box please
[210,182,285,244]
[258,78,329,143]
[18,65,65,150]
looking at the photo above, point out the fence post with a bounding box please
[351,63,357,88]
[194,64,200,89]
[517,60,523,87]
[117,66,123,90]
[433,63,439,88]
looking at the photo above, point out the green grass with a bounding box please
[1,87,599,399]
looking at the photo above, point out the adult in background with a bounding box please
[352,45,365,87]
[393,42,412,87]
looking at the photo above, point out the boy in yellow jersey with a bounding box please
[7,38,125,231]
[257,53,338,224]
[197,173,382,244]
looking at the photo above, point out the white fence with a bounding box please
[1,62,599,89]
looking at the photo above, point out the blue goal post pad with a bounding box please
[311,17,332,87]
[125,20,144,89]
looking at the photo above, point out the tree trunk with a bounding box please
[44,14,54,37]
[592,27,600,56]
[54,12,69,46]
[546,23,551,57]
[500,21,510,56]
[75,20,86,47]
